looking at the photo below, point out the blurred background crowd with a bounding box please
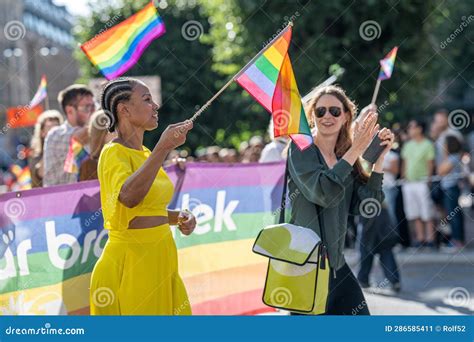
[0,82,472,256]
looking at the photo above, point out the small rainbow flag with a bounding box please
[29,75,47,108]
[378,46,398,81]
[235,25,312,150]
[64,138,89,174]
[10,165,32,190]
[9,164,23,179]
[80,1,166,80]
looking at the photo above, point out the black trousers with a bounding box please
[291,262,370,316]
[358,245,400,285]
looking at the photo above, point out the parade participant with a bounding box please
[77,110,116,181]
[438,135,465,247]
[29,110,63,187]
[90,77,196,315]
[401,119,436,248]
[43,84,95,186]
[287,85,394,315]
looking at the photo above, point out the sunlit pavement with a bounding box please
[346,249,474,315]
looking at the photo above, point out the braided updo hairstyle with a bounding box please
[100,77,140,132]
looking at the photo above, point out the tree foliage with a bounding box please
[75,0,473,151]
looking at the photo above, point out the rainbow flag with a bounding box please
[80,1,166,80]
[235,25,312,150]
[64,138,89,174]
[17,167,32,190]
[9,164,32,190]
[378,46,398,81]
[9,164,23,178]
[29,75,47,108]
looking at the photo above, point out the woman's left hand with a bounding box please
[373,128,395,172]
[375,128,395,161]
[177,210,196,236]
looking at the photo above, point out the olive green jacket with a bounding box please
[288,142,385,271]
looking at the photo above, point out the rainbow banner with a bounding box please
[378,46,398,81]
[80,1,166,80]
[64,138,89,174]
[0,162,286,315]
[29,75,47,108]
[235,25,312,150]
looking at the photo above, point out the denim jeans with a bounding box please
[442,185,464,242]
[383,186,399,228]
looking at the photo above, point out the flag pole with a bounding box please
[190,77,235,122]
[45,94,50,110]
[189,22,294,122]
[371,78,381,104]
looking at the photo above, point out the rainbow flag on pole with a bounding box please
[80,1,166,80]
[29,75,47,108]
[235,25,312,150]
[378,46,398,81]
[64,138,89,174]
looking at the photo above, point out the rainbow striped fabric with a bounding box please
[235,26,312,150]
[9,164,32,190]
[0,162,285,315]
[29,75,47,108]
[378,46,398,81]
[64,138,89,174]
[80,1,166,80]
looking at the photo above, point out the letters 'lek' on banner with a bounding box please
[0,162,286,315]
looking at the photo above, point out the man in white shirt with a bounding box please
[43,84,95,187]
[259,120,289,163]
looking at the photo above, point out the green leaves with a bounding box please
[75,0,472,153]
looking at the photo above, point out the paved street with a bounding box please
[347,250,474,315]
[263,250,473,316]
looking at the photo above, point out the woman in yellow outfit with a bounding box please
[90,77,195,315]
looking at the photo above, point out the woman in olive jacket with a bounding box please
[288,85,394,315]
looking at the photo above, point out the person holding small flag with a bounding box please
[29,110,63,187]
[90,77,196,315]
[43,84,95,186]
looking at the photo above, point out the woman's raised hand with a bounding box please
[157,120,193,151]
[352,110,379,156]
[357,104,377,122]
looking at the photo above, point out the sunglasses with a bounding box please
[315,106,343,118]
[75,104,96,114]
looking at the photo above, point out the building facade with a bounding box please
[0,0,79,167]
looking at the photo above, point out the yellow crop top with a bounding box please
[98,142,174,231]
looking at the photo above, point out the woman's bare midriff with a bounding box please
[128,216,169,229]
